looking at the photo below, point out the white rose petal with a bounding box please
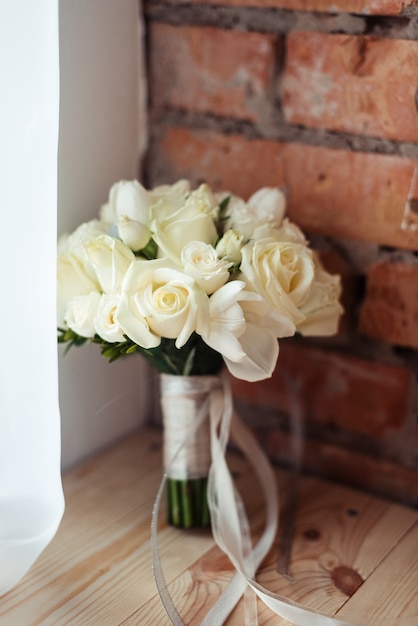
[65,292,101,338]
[100,180,152,225]
[240,237,315,325]
[84,234,134,293]
[118,215,151,252]
[57,252,100,327]
[150,179,191,202]
[247,187,286,226]
[151,184,218,264]
[221,187,286,238]
[117,258,208,349]
[94,293,126,343]
[262,218,307,245]
[297,256,343,336]
[181,241,231,294]
[60,219,108,282]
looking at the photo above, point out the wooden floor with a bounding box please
[1,428,417,625]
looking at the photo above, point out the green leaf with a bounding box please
[57,326,223,375]
[219,195,231,214]
[137,237,158,260]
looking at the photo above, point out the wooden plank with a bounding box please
[250,478,418,618]
[122,450,286,624]
[1,429,417,626]
[336,522,418,625]
[0,430,163,625]
[0,431,259,625]
[125,475,418,626]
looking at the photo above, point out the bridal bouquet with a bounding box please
[57,179,342,526]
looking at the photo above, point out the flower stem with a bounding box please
[166,477,210,528]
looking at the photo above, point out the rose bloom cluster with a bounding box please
[57,179,343,382]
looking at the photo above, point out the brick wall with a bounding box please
[143,0,418,504]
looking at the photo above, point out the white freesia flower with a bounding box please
[65,292,101,338]
[215,229,245,266]
[94,293,126,343]
[199,282,295,381]
[198,281,248,362]
[151,184,219,263]
[84,235,134,293]
[224,295,295,381]
[240,237,315,325]
[181,241,232,294]
[100,179,152,225]
[117,258,208,349]
[118,215,151,252]
[223,320,279,382]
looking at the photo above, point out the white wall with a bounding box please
[58,0,153,470]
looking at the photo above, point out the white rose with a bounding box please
[215,229,245,266]
[181,241,231,294]
[94,293,126,343]
[221,187,286,238]
[100,180,152,225]
[151,184,218,263]
[65,292,101,338]
[117,215,151,252]
[57,251,100,327]
[60,220,109,281]
[150,179,191,202]
[248,187,286,224]
[296,254,343,336]
[256,217,307,244]
[240,237,315,325]
[84,234,134,293]
[57,220,108,326]
[117,258,208,349]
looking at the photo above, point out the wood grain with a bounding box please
[1,428,417,626]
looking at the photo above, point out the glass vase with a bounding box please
[159,373,221,529]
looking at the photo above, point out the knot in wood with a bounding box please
[331,565,364,596]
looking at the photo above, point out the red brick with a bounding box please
[281,33,418,144]
[230,342,414,440]
[283,142,418,251]
[359,261,418,349]
[149,23,277,123]
[154,127,418,250]
[158,0,418,16]
[157,126,286,196]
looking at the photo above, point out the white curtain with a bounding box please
[0,0,64,595]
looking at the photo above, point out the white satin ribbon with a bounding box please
[152,374,356,625]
